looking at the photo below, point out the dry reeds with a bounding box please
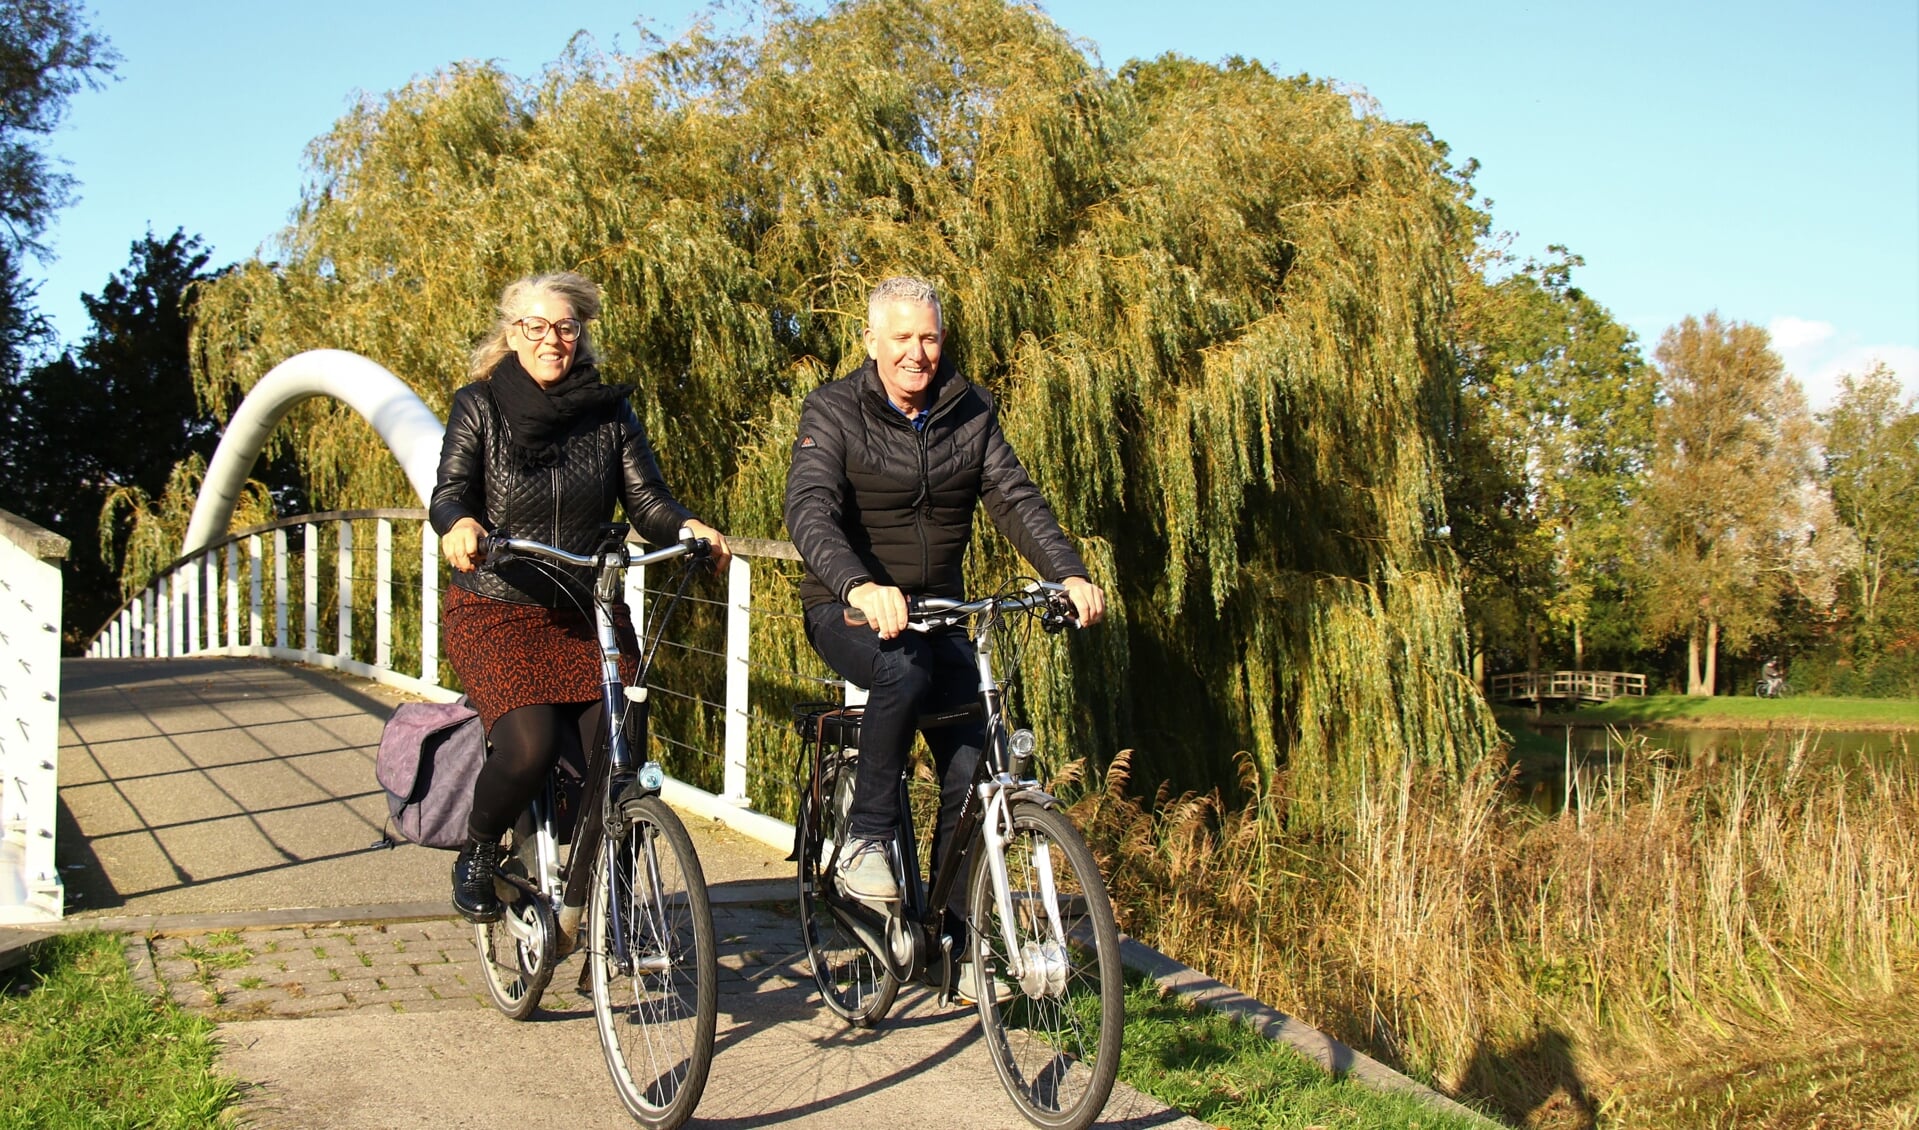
[1073,735,1919,1119]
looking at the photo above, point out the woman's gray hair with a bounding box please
[468,271,603,381]
[867,276,942,328]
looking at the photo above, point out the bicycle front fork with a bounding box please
[976,778,1070,997]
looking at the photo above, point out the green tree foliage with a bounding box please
[0,231,229,642]
[1820,363,1919,643]
[188,0,1497,821]
[1637,313,1827,695]
[0,0,116,255]
[1448,247,1653,677]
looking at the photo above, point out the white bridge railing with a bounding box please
[1488,669,1648,703]
[1,509,69,923]
[86,509,826,852]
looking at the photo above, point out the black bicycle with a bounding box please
[792,581,1123,1130]
[469,525,717,1130]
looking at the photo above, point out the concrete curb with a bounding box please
[0,926,48,975]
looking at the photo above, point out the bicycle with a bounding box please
[1755,674,1794,699]
[468,525,718,1130]
[792,580,1123,1130]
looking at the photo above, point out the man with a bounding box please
[785,276,1105,994]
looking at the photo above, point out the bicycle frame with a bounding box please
[478,529,709,957]
[829,582,1075,991]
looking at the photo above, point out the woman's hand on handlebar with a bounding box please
[683,519,731,573]
[846,581,910,639]
[1061,576,1105,627]
[442,517,488,573]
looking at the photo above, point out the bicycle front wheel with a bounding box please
[969,802,1123,1130]
[797,749,898,1025]
[589,795,718,1129]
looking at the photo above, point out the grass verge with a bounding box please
[1117,976,1495,1129]
[0,930,239,1129]
[1535,694,1919,730]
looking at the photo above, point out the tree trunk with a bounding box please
[1703,618,1719,696]
[1472,649,1485,689]
[1687,629,1705,695]
[1573,620,1585,672]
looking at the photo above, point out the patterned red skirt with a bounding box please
[443,584,641,732]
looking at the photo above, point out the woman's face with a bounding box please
[508,293,578,388]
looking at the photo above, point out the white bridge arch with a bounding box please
[183,350,446,556]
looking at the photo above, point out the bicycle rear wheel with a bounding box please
[589,794,717,1129]
[969,802,1123,1130]
[797,748,898,1025]
[474,832,554,1020]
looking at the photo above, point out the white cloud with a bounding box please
[1767,316,1919,411]
[1800,345,1919,411]
[1768,315,1836,352]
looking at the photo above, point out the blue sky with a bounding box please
[27,0,1919,406]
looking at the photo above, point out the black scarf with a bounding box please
[487,355,630,468]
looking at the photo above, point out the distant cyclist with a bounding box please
[1756,657,1790,698]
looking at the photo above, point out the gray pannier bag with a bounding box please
[374,698,484,849]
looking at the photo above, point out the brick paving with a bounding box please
[128,901,804,1022]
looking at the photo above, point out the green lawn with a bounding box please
[1533,693,1919,730]
[0,931,239,1129]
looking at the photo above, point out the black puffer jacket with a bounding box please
[784,360,1087,611]
[430,380,693,607]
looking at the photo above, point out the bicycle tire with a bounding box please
[969,802,1123,1130]
[474,833,554,1020]
[797,750,899,1025]
[589,794,717,1129]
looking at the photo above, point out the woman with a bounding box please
[430,271,729,923]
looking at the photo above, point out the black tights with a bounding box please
[466,701,604,841]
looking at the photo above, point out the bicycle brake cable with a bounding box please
[631,555,703,690]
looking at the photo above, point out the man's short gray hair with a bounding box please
[867,276,942,327]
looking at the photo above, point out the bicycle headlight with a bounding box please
[639,761,665,792]
[1009,729,1037,759]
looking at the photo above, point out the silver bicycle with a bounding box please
[793,581,1123,1130]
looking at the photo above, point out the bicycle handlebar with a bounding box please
[842,581,1078,632]
[476,526,712,573]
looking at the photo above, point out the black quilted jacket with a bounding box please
[784,359,1087,611]
[430,380,694,607]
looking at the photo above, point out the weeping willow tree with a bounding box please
[187,0,1496,825]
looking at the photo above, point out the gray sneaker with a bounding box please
[956,961,1014,1005]
[835,837,899,901]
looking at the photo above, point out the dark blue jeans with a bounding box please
[803,602,983,929]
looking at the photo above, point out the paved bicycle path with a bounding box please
[42,657,1202,1129]
[30,657,1497,1127]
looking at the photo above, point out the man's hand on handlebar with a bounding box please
[846,581,910,639]
[442,517,488,573]
[1061,576,1105,628]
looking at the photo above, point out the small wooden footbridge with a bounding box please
[1487,670,1647,704]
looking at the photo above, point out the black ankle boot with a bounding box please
[452,835,504,923]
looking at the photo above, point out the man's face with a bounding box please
[864,298,943,412]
